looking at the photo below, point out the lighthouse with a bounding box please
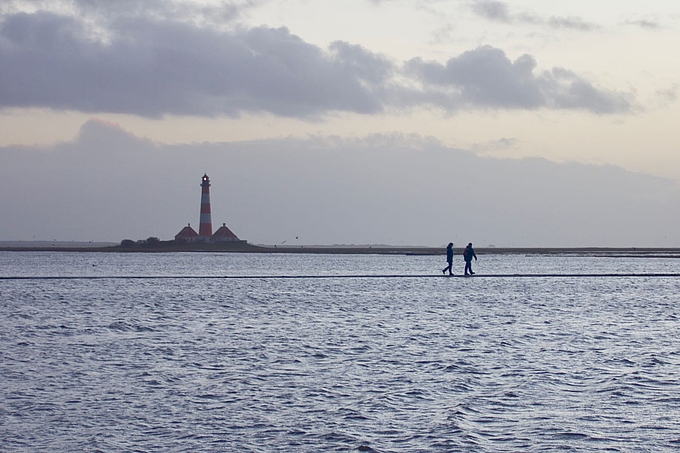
[199,173,213,238]
[175,174,245,245]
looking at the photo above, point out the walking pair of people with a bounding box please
[442,242,477,276]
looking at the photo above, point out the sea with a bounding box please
[1,251,680,452]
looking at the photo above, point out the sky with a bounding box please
[0,0,679,246]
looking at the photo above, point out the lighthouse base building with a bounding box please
[174,224,200,242]
[212,223,241,242]
[174,175,245,245]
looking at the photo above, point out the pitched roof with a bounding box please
[175,224,199,238]
[212,223,239,239]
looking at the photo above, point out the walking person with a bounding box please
[442,242,454,276]
[463,243,477,275]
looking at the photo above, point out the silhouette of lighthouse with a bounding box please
[174,174,245,244]
[199,173,213,238]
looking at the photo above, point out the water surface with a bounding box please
[2,252,680,451]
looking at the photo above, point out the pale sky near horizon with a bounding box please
[1,0,679,245]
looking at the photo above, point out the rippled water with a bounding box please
[2,251,680,452]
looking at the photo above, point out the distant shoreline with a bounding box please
[1,243,680,257]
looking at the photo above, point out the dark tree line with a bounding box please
[120,237,162,248]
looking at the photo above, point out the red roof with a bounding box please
[175,224,199,238]
[212,223,239,240]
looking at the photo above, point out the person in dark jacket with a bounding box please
[442,242,454,275]
[463,243,477,275]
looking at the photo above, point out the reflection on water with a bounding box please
[2,252,680,451]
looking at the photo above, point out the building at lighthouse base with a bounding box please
[174,224,200,242]
[174,223,246,244]
[212,223,243,242]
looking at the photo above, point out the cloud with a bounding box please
[1,0,253,26]
[470,1,598,30]
[471,137,518,155]
[329,41,393,86]
[1,120,678,246]
[624,19,661,30]
[0,12,386,117]
[471,0,511,23]
[0,6,631,117]
[404,46,631,113]
[547,16,599,31]
[652,85,678,108]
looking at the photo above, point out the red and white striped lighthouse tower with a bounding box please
[199,174,213,238]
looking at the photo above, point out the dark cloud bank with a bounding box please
[0,120,677,247]
[0,9,632,117]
